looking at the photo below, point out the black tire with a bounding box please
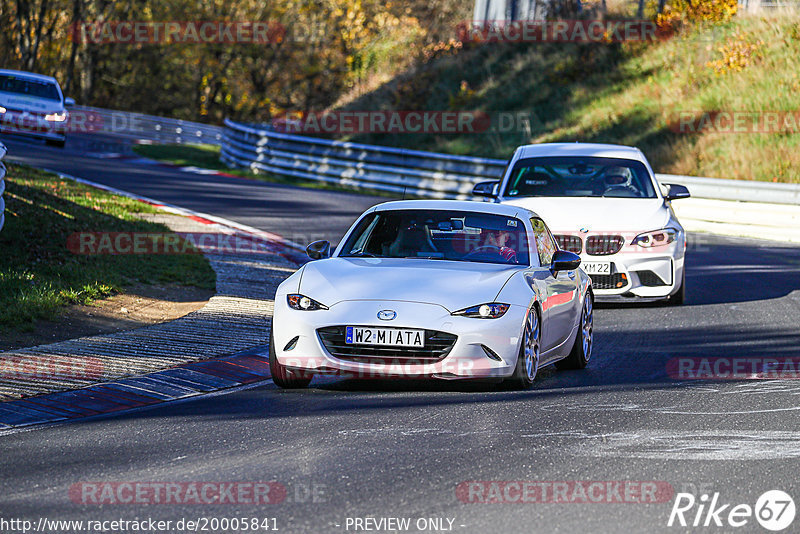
[46,138,66,148]
[667,270,686,306]
[268,329,312,389]
[507,307,541,389]
[556,292,593,370]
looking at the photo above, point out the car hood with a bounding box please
[501,197,669,234]
[298,257,520,312]
[0,92,63,114]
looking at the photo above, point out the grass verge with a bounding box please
[0,164,216,331]
[341,14,800,182]
[136,14,800,184]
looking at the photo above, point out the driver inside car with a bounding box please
[600,166,640,196]
[483,230,518,263]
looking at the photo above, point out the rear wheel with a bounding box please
[556,292,593,370]
[268,329,312,389]
[508,307,541,389]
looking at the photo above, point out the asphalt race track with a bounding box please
[2,133,800,533]
[1,133,382,245]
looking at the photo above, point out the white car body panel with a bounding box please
[298,258,520,312]
[495,143,687,301]
[0,69,68,143]
[272,200,591,381]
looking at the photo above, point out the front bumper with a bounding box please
[272,299,527,380]
[0,111,67,141]
[582,247,684,300]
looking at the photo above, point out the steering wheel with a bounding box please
[464,245,502,257]
[603,184,639,197]
[464,245,518,264]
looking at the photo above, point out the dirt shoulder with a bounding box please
[0,283,214,352]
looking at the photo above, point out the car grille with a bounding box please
[316,326,457,364]
[586,235,624,255]
[589,273,628,290]
[554,234,583,254]
[636,270,668,287]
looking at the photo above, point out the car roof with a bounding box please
[0,69,59,84]
[370,199,539,220]
[514,142,646,162]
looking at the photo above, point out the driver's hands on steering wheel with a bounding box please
[464,245,517,264]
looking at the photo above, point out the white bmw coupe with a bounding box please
[270,200,593,390]
[474,143,691,304]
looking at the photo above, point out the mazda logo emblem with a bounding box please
[377,310,397,321]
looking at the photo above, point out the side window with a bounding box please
[530,218,556,266]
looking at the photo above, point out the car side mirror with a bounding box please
[472,181,499,198]
[551,250,581,272]
[663,183,690,201]
[64,97,76,107]
[306,240,331,260]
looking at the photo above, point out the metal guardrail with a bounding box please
[220,119,506,200]
[221,119,800,205]
[71,105,224,146]
[0,141,6,233]
[653,174,800,205]
[741,0,800,11]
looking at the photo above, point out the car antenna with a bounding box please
[402,186,407,200]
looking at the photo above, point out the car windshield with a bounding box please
[503,156,657,198]
[0,74,60,101]
[340,209,530,266]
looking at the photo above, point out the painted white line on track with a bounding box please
[40,167,306,252]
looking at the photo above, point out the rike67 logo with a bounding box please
[668,490,795,531]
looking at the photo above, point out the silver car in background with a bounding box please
[0,69,74,148]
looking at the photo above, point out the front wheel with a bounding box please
[556,292,593,370]
[507,307,541,389]
[268,329,312,389]
[46,138,66,148]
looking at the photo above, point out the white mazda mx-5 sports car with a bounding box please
[473,143,691,304]
[270,200,593,389]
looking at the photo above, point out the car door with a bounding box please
[531,217,579,358]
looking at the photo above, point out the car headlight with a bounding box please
[632,228,679,248]
[0,106,6,114]
[44,111,67,122]
[287,294,328,311]
[452,303,510,319]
